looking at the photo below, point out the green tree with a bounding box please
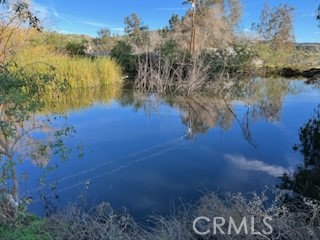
[0,63,74,224]
[0,0,74,225]
[169,14,181,31]
[65,41,87,56]
[124,13,149,51]
[94,27,117,55]
[110,41,137,77]
[97,28,111,39]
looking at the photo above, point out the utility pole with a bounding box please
[190,0,196,55]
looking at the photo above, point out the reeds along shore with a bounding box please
[13,45,122,88]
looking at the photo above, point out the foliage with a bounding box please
[0,0,41,31]
[65,41,87,56]
[0,61,75,225]
[253,4,295,50]
[0,0,42,62]
[110,40,137,78]
[124,13,150,52]
[0,217,48,240]
[28,31,90,54]
[168,14,181,31]
[202,45,255,73]
[252,42,320,70]
[279,106,320,201]
[158,39,188,62]
[92,28,120,55]
[97,28,111,39]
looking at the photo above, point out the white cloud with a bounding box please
[32,1,50,20]
[225,154,290,177]
[31,1,73,25]
[80,20,107,27]
[51,6,59,18]
[79,21,124,33]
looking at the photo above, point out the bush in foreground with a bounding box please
[2,191,319,240]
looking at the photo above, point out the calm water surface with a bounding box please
[20,78,320,217]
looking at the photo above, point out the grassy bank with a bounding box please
[13,45,122,88]
[0,217,48,240]
[252,43,320,70]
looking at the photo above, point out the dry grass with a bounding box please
[21,191,319,240]
[13,45,122,88]
[42,202,145,240]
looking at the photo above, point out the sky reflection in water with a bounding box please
[21,78,320,217]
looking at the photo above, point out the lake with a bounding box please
[20,77,320,218]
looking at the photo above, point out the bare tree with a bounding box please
[173,0,242,53]
[253,3,295,50]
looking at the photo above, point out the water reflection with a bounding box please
[0,94,74,221]
[43,84,122,113]
[6,77,317,217]
[41,81,297,155]
[114,78,297,142]
[279,105,320,201]
[43,78,296,127]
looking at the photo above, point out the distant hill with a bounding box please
[295,43,320,52]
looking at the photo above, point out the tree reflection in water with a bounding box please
[117,78,293,144]
[1,77,300,222]
[44,78,295,143]
[279,105,320,202]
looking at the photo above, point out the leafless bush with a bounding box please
[41,192,320,240]
[194,192,320,240]
[43,202,146,240]
[175,56,210,95]
[134,54,211,95]
[134,53,176,94]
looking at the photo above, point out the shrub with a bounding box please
[158,39,187,62]
[15,191,320,240]
[110,40,137,78]
[202,45,255,74]
[65,41,87,56]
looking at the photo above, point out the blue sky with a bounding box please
[31,0,320,43]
